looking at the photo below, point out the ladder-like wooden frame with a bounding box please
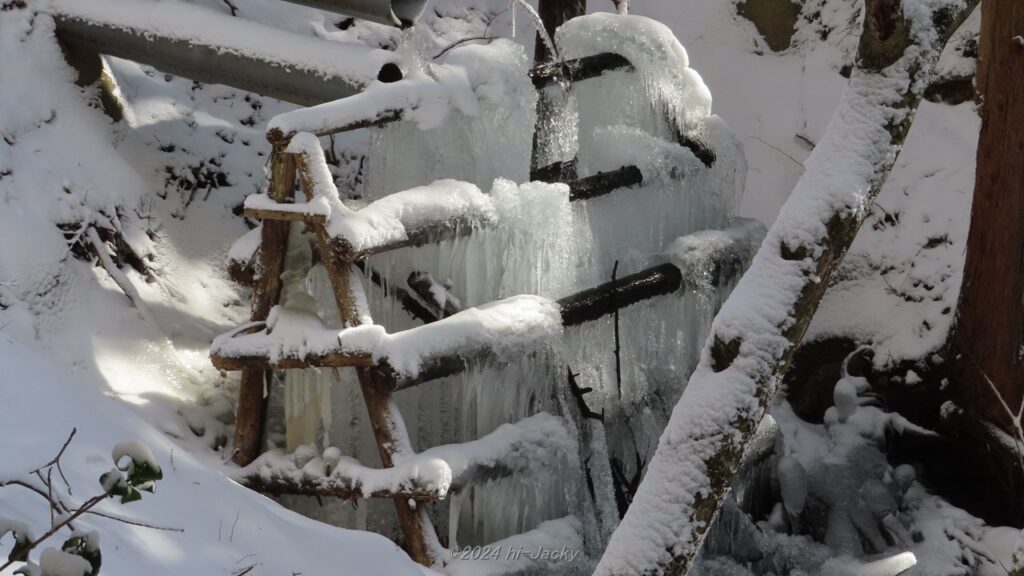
[217,49,762,567]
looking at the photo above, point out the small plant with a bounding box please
[0,429,169,576]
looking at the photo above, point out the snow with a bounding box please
[418,412,576,493]
[0,342,430,576]
[344,294,563,378]
[327,180,496,254]
[665,218,766,295]
[557,14,712,136]
[111,441,158,470]
[443,517,585,576]
[245,445,455,497]
[227,226,262,267]
[38,548,92,576]
[48,0,400,90]
[243,412,574,499]
[213,294,562,378]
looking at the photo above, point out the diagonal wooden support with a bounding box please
[291,148,441,567]
[233,146,295,467]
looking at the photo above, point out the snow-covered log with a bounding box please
[50,0,399,107]
[240,412,573,503]
[594,2,978,575]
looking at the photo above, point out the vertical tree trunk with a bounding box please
[949,0,1024,524]
[534,0,585,62]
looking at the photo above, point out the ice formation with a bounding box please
[256,12,749,558]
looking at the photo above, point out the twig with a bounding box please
[29,427,76,493]
[0,492,107,573]
[79,509,184,533]
[611,261,622,399]
[748,135,805,169]
[434,35,497,60]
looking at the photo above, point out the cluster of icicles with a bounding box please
[269,13,747,553]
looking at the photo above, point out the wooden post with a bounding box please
[949,0,1024,525]
[534,0,586,63]
[232,147,296,466]
[293,153,441,566]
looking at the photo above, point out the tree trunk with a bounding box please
[534,0,585,62]
[593,1,977,574]
[949,0,1024,525]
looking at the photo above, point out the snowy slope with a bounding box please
[0,0,1002,574]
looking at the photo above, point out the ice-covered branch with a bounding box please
[594,1,978,575]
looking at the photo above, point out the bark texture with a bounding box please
[949,0,1024,525]
[534,0,586,62]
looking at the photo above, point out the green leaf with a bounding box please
[62,534,101,576]
[125,460,163,489]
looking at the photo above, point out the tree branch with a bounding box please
[594,2,978,575]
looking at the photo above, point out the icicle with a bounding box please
[448,491,463,549]
[355,498,367,531]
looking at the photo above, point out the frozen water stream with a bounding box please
[273,13,748,553]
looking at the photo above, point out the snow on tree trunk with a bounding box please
[949,0,1024,525]
[593,1,978,575]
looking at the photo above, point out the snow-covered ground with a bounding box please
[0,0,1017,574]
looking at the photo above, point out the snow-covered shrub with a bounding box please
[0,434,163,576]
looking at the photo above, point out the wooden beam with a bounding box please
[240,475,443,501]
[233,147,296,467]
[568,165,643,202]
[243,208,328,224]
[530,53,633,88]
[211,351,375,371]
[293,153,441,567]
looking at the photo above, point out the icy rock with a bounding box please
[860,478,898,520]
[834,378,859,422]
[892,464,915,495]
[777,455,808,517]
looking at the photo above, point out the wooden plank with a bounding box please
[240,475,443,502]
[243,207,328,223]
[211,351,375,371]
[233,147,295,467]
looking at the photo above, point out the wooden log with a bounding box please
[534,0,586,63]
[211,351,375,371]
[407,272,461,319]
[266,109,403,145]
[242,207,328,224]
[529,53,634,88]
[356,262,439,324]
[568,165,643,202]
[240,475,443,501]
[333,217,481,262]
[233,147,295,467]
[51,4,383,108]
[531,157,579,183]
[558,263,683,327]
